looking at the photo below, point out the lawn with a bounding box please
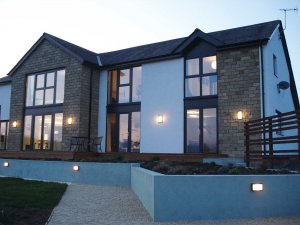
[0,177,67,225]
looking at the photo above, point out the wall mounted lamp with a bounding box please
[237,111,244,120]
[156,114,164,124]
[3,161,9,167]
[12,121,18,128]
[73,165,80,171]
[251,183,263,192]
[67,117,73,125]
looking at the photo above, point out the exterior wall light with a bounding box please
[156,114,164,124]
[211,60,217,70]
[12,121,18,128]
[237,111,244,120]
[73,165,80,171]
[3,161,9,167]
[251,183,263,192]
[67,117,73,125]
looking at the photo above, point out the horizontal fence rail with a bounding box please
[244,109,300,166]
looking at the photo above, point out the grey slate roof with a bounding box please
[0,76,12,84]
[98,20,280,66]
[40,20,280,67]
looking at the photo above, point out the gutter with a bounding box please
[259,45,266,154]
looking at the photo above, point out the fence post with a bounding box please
[245,122,250,167]
[268,118,273,156]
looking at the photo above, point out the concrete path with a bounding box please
[48,184,300,225]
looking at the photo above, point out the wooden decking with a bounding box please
[0,150,227,162]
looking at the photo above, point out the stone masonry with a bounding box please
[7,39,99,151]
[218,46,261,158]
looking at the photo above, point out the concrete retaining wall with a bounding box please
[131,167,300,221]
[0,159,136,187]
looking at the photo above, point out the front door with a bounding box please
[107,111,140,152]
[185,108,217,153]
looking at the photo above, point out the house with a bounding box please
[0,20,298,161]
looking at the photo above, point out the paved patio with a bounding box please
[48,184,300,225]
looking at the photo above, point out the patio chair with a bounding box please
[88,136,103,152]
[70,137,88,151]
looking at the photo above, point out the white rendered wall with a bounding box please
[98,70,108,152]
[140,58,184,153]
[262,26,297,151]
[0,84,11,120]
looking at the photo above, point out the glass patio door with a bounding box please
[118,112,140,152]
[186,108,217,153]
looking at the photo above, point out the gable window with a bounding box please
[108,66,142,104]
[273,54,277,77]
[185,56,217,97]
[26,69,65,107]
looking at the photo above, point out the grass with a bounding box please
[0,177,67,225]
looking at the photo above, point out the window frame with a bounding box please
[25,68,65,108]
[108,66,142,105]
[0,120,9,150]
[22,112,64,151]
[185,56,217,98]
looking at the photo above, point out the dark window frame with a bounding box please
[0,120,9,150]
[23,112,63,151]
[25,68,65,108]
[108,66,142,106]
[185,56,217,98]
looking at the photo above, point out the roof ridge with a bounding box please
[208,20,281,35]
[98,36,187,55]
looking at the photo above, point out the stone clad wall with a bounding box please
[217,46,261,158]
[8,39,99,151]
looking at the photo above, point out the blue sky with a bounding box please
[0,0,299,90]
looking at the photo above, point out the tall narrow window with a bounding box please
[54,113,63,150]
[273,54,277,77]
[119,114,129,152]
[23,116,32,150]
[0,121,9,150]
[186,109,200,153]
[43,115,52,150]
[34,116,42,150]
[132,67,142,102]
[26,75,35,106]
[108,70,117,104]
[203,108,217,153]
[131,112,140,152]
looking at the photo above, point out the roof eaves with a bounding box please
[217,39,269,51]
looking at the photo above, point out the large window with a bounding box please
[26,69,65,107]
[185,56,217,97]
[108,67,142,104]
[22,113,63,151]
[186,108,217,153]
[0,121,9,150]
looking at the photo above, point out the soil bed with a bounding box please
[140,161,296,175]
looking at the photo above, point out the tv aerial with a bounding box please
[280,7,298,30]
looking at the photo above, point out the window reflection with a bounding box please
[131,112,140,152]
[119,114,128,152]
[186,58,199,76]
[0,121,8,150]
[203,56,217,74]
[34,116,42,150]
[45,88,54,104]
[185,77,200,97]
[26,76,35,106]
[132,67,142,102]
[43,115,52,150]
[119,86,130,103]
[120,69,130,84]
[54,113,63,150]
[47,72,55,87]
[202,75,217,96]
[35,90,44,105]
[203,108,217,153]
[36,74,45,88]
[186,109,200,153]
[56,70,65,104]
[23,116,32,150]
[108,70,117,104]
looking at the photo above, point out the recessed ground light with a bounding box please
[251,183,263,192]
[3,162,9,167]
[73,165,80,171]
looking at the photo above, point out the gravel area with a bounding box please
[48,184,300,225]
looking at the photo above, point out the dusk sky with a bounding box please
[0,0,299,90]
